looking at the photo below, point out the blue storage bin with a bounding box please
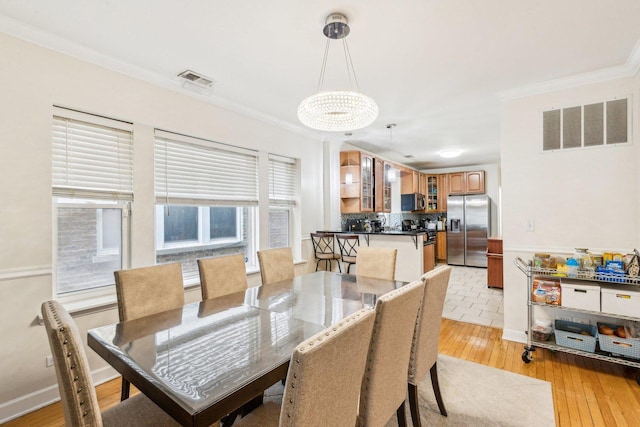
[554,320,597,353]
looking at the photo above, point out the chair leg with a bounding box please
[408,383,421,427]
[396,400,407,427]
[336,259,341,273]
[120,378,130,401]
[347,263,352,274]
[315,259,321,271]
[430,362,447,416]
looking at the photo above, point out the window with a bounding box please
[154,131,258,280]
[268,155,297,249]
[52,108,133,295]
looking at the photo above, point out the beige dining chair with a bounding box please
[232,308,376,427]
[310,232,342,272]
[357,280,425,427]
[41,300,179,427]
[355,246,398,281]
[336,234,359,273]
[408,266,452,426]
[257,247,295,285]
[198,253,248,300]
[114,262,185,400]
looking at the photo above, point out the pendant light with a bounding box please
[297,13,378,132]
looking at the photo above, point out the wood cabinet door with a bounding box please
[436,232,447,260]
[423,243,435,274]
[487,254,503,288]
[438,174,447,212]
[466,170,485,194]
[448,172,465,195]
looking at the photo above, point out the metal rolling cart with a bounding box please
[514,257,640,385]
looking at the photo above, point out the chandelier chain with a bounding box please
[343,39,360,92]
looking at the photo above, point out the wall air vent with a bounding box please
[177,70,215,95]
[542,96,631,151]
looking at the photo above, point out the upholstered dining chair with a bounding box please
[408,266,452,426]
[114,262,185,400]
[310,232,342,272]
[357,280,425,427]
[198,253,248,300]
[41,300,179,427]
[232,308,375,427]
[257,247,295,285]
[336,234,359,274]
[355,246,398,281]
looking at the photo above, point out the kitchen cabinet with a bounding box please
[438,174,448,212]
[360,154,374,212]
[339,151,382,213]
[425,175,443,212]
[339,151,373,213]
[448,170,485,195]
[516,258,640,384]
[423,241,435,274]
[486,238,503,288]
[374,158,392,213]
[401,170,420,194]
[436,231,447,261]
[382,161,392,212]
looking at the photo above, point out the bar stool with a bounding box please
[310,232,342,272]
[336,234,360,274]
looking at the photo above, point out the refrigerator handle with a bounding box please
[450,218,461,233]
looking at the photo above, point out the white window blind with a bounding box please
[154,130,258,205]
[52,108,133,200]
[269,154,297,206]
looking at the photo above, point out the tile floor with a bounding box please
[442,264,504,329]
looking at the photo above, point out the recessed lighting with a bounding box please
[439,150,461,158]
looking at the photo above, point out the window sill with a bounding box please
[157,240,244,256]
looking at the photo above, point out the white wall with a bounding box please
[500,74,640,342]
[0,33,324,421]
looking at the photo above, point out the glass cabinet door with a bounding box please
[383,162,392,212]
[361,155,373,211]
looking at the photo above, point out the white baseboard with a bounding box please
[0,365,119,424]
[502,328,527,344]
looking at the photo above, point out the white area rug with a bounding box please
[385,354,555,427]
[262,354,554,427]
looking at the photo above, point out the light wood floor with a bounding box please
[5,319,640,426]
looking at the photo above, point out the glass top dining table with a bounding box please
[87,271,404,426]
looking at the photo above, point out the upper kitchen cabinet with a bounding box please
[448,170,485,195]
[401,170,420,194]
[340,151,374,213]
[374,158,392,213]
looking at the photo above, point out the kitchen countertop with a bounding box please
[317,229,427,236]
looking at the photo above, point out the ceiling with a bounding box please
[2,1,640,169]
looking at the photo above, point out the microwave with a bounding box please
[401,193,426,211]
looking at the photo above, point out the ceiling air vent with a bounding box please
[177,70,215,95]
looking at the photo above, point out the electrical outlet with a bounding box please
[525,219,535,232]
[46,355,54,367]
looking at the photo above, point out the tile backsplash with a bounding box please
[340,212,446,231]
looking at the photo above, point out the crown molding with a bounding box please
[0,15,316,140]
[501,37,640,101]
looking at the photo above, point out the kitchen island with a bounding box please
[317,230,433,282]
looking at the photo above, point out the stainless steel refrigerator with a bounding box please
[447,195,490,267]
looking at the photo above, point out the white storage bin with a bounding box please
[601,287,640,317]
[561,280,600,312]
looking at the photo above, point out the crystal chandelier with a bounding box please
[297,13,378,132]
